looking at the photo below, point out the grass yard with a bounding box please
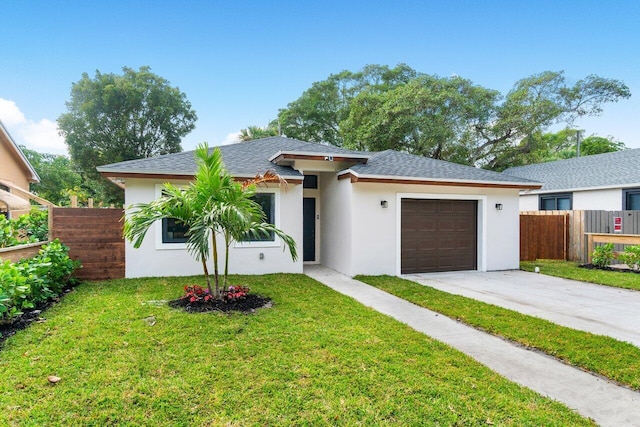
[357,275,640,391]
[521,259,640,291]
[0,274,593,426]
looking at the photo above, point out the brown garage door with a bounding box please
[401,199,477,274]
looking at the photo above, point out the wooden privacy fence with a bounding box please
[50,208,125,280]
[520,214,569,261]
[521,210,640,262]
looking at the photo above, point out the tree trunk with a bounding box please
[211,231,221,298]
[201,256,212,295]
[224,231,231,289]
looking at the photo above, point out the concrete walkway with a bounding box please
[304,265,640,427]
[405,270,640,347]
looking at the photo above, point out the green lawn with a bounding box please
[521,259,640,291]
[356,275,640,391]
[0,275,592,426]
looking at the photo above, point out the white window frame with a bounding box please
[234,188,282,249]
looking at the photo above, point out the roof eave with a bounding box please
[520,182,640,195]
[337,170,542,190]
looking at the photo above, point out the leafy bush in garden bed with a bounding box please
[0,239,79,329]
[0,209,48,248]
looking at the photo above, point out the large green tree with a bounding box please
[277,64,418,146]
[270,66,630,169]
[58,66,197,204]
[20,147,83,205]
[492,130,627,170]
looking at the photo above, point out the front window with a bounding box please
[162,218,189,243]
[243,193,275,242]
[624,188,640,210]
[539,193,572,210]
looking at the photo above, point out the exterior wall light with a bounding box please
[495,203,503,211]
[381,200,388,208]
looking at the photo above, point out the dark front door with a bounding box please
[303,197,316,262]
[401,199,477,274]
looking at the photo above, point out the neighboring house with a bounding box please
[0,119,40,218]
[503,149,640,211]
[98,137,540,278]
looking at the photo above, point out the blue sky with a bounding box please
[1,0,638,155]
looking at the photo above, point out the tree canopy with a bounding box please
[58,66,197,204]
[266,65,630,169]
[491,130,627,170]
[20,147,83,205]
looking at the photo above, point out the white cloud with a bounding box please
[0,98,67,155]
[221,131,241,145]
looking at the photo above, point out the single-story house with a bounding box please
[0,119,40,218]
[503,148,640,211]
[98,137,540,278]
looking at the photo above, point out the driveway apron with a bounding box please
[405,270,640,347]
[305,265,640,427]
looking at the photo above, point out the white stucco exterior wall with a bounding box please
[319,173,353,275]
[573,189,622,210]
[348,183,521,275]
[123,178,303,278]
[518,193,539,211]
[519,188,624,211]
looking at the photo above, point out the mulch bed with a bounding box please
[579,264,640,274]
[168,294,272,314]
[0,286,76,348]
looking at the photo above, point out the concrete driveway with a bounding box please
[404,270,640,347]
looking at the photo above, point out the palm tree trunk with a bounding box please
[224,231,231,288]
[211,231,220,298]
[201,255,212,295]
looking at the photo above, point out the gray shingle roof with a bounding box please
[98,136,539,187]
[97,137,365,179]
[349,150,538,185]
[503,148,640,192]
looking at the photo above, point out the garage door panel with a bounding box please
[401,199,477,274]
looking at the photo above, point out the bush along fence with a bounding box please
[590,242,640,270]
[521,210,640,263]
[0,239,80,329]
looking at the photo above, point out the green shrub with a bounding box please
[592,243,615,268]
[1,239,79,324]
[619,245,640,271]
[0,209,48,248]
[0,216,21,248]
[0,260,33,322]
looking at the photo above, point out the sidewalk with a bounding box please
[304,265,640,427]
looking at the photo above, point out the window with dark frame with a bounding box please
[539,193,572,210]
[243,193,275,242]
[303,175,318,189]
[624,188,640,210]
[162,218,189,243]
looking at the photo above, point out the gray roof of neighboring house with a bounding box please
[503,148,640,193]
[98,136,539,187]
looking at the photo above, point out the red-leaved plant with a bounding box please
[180,284,250,304]
[224,285,249,302]
[181,285,212,303]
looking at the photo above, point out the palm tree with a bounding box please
[123,143,297,298]
[238,124,279,142]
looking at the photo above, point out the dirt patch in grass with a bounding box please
[168,294,272,313]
